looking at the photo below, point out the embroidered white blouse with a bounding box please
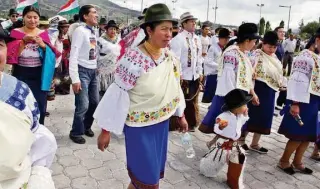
[214,111,249,141]
[287,50,320,103]
[170,30,203,81]
[93,47,185,135]
[204,42,222,76]
[215,48,251,96]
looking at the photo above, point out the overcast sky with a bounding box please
[110,0,320,30]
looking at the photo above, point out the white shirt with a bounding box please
[69,25,98,84]
[214,111,249,141]
[204,42,223,76]
[201,35,210,54]
[170,30,203,80]
[283,38,296,53]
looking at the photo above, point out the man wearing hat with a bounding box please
[170,12,203,132]
[202,28,231,104]
[118,8,148,59]
[39,16,50,30]
[98,17,108,37]
[1,9,19,35]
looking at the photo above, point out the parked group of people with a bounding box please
[1,2,320,189]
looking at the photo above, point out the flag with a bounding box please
[58,0,80,15]
[16,0,39,13]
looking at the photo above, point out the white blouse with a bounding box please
[204,42,222,76]
[214,111,249,141]
[287,50,316,103]
[215,49,239,96]
[93,47,185,135]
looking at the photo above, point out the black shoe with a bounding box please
[85,129,95,137]
[45,112,50,117]
[69,134,86,144]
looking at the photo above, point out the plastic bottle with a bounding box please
[181,132,196,158]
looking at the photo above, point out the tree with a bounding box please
[259,17,266,35]
[197,20,201,27]
[299,19,305,32]
[280,20,285,28]
[301,21,320,36]
[287,28,292,35]
[265,21,272,32]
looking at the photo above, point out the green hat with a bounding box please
[140,3,177,28]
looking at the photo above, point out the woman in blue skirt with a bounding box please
[240,31,287,154]
[277,31,320,175]
[202,28,231,103]
[93,4,188,189]
[199,23,260,148]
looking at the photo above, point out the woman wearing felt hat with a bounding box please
[240,31,287,154]
[276,28,320,175]
[94,4,187,189]
[199,23,260,139]
[97,20,121,98]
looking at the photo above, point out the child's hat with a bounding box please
[221,89,253,111]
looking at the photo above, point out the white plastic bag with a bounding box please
[200,146,228,177]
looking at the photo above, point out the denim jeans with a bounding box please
[70,66,99,136]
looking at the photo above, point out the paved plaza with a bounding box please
[47,93,320,189]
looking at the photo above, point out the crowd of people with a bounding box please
[0,2,320,189]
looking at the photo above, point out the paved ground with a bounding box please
[47,93,320,189]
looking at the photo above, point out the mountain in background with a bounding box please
[0,0,140,24]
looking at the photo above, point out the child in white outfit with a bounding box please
[200,89,252,189]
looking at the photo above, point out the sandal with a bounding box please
[310,154,320,162]
[277,164,295,175]
[293,164,313,175]
[250,145,268,154]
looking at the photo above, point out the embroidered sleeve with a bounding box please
[114,48,144,90]
[223,50,239,70]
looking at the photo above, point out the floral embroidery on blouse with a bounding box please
[222,50,239,68]
[126,97,180,123]
[307,50,320,95]
[115,48,167,89]
[254,51,281,90]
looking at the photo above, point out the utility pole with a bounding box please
[279,5,292,31]
[213,0,218,26]
[206,0,209,21]
[257,3,264,23]
[141,0,143,12]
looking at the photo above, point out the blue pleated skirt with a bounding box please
[242,81,276,135]
[202,74,218,103]
[124,120,169,188]
[278,95,320,142]
[199,95,225,133]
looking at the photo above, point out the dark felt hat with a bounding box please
[8,9,18,16]
[237,23,260,41]
[0,27,14,43]
[140,4,177,28]
[99,17,108,25]
[138,8,148,20]
[218,28,231,38]
[262,31,279,46]
[106,20,118,29]
[221,89,253,112]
